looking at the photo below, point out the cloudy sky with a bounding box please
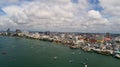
[0,0,120,33]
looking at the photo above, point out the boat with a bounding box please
[82,62,88,67]
[53,56,57,60]
[85,64,87,67]
[100,50,111,55]
[69,45,80,49]
[81,46,92,52]
[69,60,73,63]
[115,54,120,59]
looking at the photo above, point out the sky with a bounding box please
[0,0,120,33]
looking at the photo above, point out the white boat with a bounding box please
[53,56,57,60]
[115,54,120,58]
[85,64,87,67]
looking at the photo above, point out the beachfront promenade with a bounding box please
[0,30,120,59]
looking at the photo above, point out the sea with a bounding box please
[0,36,120,67]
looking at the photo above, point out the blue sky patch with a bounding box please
[89,0,100,4]
[0,8,6,15]
[71,0,78,3]
[88,0,103,11]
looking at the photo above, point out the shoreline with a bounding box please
[0,32,120,59]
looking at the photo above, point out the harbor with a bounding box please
[0,29,120,59]
[0,36,120,67]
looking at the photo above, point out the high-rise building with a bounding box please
[6,28,11,36]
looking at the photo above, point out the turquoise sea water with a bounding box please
[0,36,120,67]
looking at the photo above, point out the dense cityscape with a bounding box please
[0,28,120,59]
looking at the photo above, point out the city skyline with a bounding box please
[0,0,120,33]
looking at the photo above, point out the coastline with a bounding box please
[0,32,120,59]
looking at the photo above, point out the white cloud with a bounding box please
[88,10,102,18]
[0,16,17,30]
[0,0,119,33]
[99,0,120,33]
[0,0,19,3]
[87,10,108,24]
[100,0,120,16]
